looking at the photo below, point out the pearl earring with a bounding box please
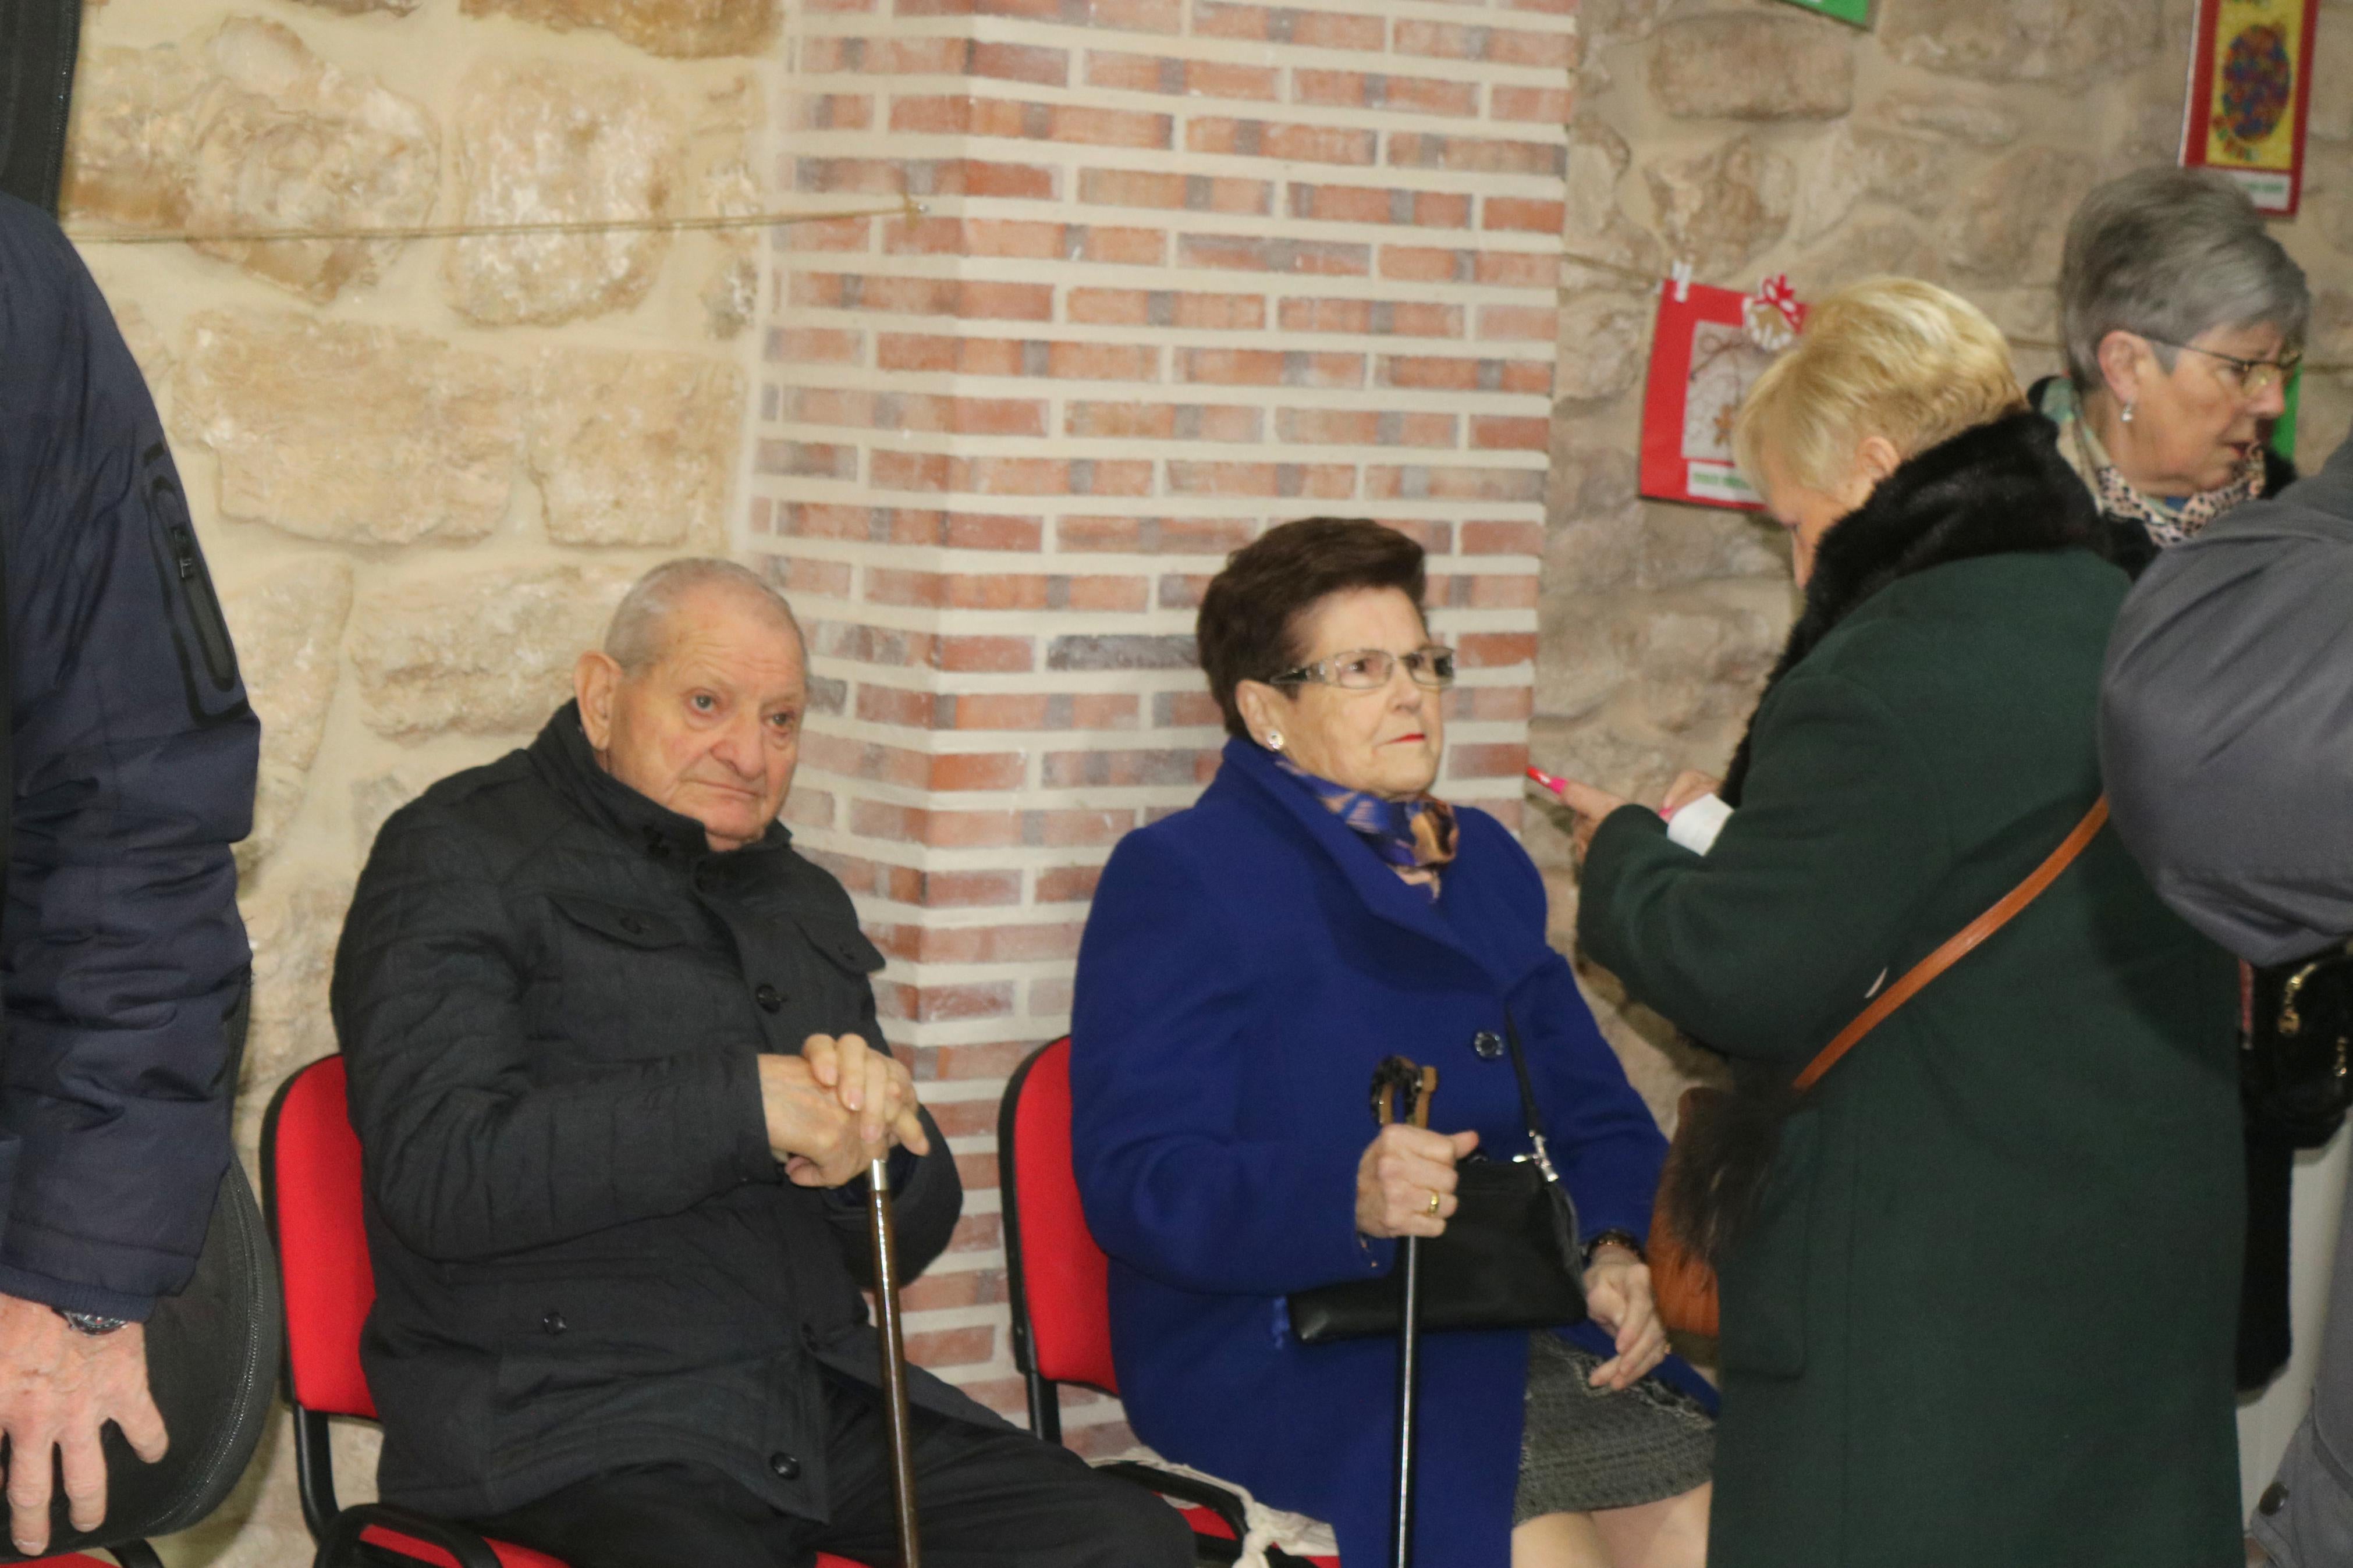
[1265,731,1284,752]
[2121,402,2136,425]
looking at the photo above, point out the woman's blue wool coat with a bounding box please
[1071,736,1697,1568]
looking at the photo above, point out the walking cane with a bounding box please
[868,1154,922,1568]
[1371,1056,1439,1568]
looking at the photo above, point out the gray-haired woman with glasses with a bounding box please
[2041,168,2317,1413]
[2039,166,2309,576]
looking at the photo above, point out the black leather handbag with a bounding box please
[1287,1014,1586,1344]
[2246,943,2353,1147]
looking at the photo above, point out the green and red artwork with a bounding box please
[2182,0,2320,215]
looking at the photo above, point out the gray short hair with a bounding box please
[603,558,802,675]
[2061,166,2309,391]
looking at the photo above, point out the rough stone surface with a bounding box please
[2310,290,2353,365]
[1864,91,2023,147]
[2309,13,2353,145]
[104,297,174,390]
[1932,144,2082,281]
[460,0,780,58]
[1854,130,1956,219]
[1649,15,1855,122]
[1638,507,1785,592]
[1790,123,1865,244]
[698,158,761,339]
[177,312,521,545]
[65,18,438,302]
[221,558,354,875]
[1881,0,2162,83]
[237,873,353,1108]
[1644,134,1793,279]
[527,348,744,546]
[1563,115,1664,275]
[1794,217,1944,293]
[444,62,683,326]
[1553,293,1651,405]
[350,564,638,738]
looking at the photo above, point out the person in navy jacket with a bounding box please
[1071,518,1713,1568]
[0,192,257,1552]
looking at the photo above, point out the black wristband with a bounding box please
[1581,1228,1644,1267]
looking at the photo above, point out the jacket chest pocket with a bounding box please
[758,911,886,1039]
[542,893,741,1064]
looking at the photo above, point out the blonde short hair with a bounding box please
[1733,278,2027,495]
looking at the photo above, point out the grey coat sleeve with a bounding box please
[2099,436,2353,965]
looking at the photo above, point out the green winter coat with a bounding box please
[1577,415,2241,1568]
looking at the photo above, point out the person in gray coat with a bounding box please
[2101,432,2353,1565]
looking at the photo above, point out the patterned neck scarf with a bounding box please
[1273,753,1458,900]
[2040,377,2265,548]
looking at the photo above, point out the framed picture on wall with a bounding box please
[2181,0,2321,215]
[1638,278,1807,512]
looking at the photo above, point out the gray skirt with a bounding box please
[1513,1331,1715,1523]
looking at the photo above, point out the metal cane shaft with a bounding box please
[869,1155,922,1568]
[1394,1232,1421,1568]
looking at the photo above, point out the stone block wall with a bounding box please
[61,1,776,1559]
[1537,0,2353,1118]
[748,0,1576,1449]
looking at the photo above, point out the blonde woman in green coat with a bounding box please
[1552,280,2241,1568]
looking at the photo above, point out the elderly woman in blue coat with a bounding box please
[1070,517,1713,1568]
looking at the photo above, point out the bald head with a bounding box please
[577,559,811,852]
[604,557,803,676]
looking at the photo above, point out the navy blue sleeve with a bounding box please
[1070,829,1393,1296]
[0,194,258,1315]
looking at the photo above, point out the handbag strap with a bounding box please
[1788,796,2110,1095]
[1497,1008,1561,1183]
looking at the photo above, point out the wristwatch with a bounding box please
[55,1309,130,1336]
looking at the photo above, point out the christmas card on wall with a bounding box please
[2181,0,2320,215]
[1638,276,1807,512]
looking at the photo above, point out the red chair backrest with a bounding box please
[1005,1039,1120,1393]
[262,1055,380,1419]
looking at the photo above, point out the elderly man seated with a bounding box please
[331,559,1191,1568]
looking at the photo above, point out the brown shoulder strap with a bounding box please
[1790,797,2110,1095]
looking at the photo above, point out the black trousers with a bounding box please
[465,1376,1195,1568]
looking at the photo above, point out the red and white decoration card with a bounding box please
[1638,276,1806,512]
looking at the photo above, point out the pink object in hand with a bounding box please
[1525,765,1568,795]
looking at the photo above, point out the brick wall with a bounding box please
[747,0,1577,1449]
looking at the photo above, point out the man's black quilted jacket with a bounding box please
[331,703,992,1521]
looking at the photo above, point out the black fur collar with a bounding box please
[1722,411,2103,804]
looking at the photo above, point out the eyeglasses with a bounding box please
[2145,338,2302,399]
[1270,646,1457,692]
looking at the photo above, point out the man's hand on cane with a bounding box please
[0,1293,168,1556]
[760,1034,931,1187]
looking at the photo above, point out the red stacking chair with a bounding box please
[999,1038,1341,1567]
[261,1055,871,1568]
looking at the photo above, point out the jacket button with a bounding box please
[541,1310,566,1336]
[1472,1030,1504,1060]
[768,1451,801,1480]
[2259,1482,2288,1516]
[755,984,784,1014]
[619,915,646,936]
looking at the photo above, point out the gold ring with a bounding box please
[1425,1190,1442,1217]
